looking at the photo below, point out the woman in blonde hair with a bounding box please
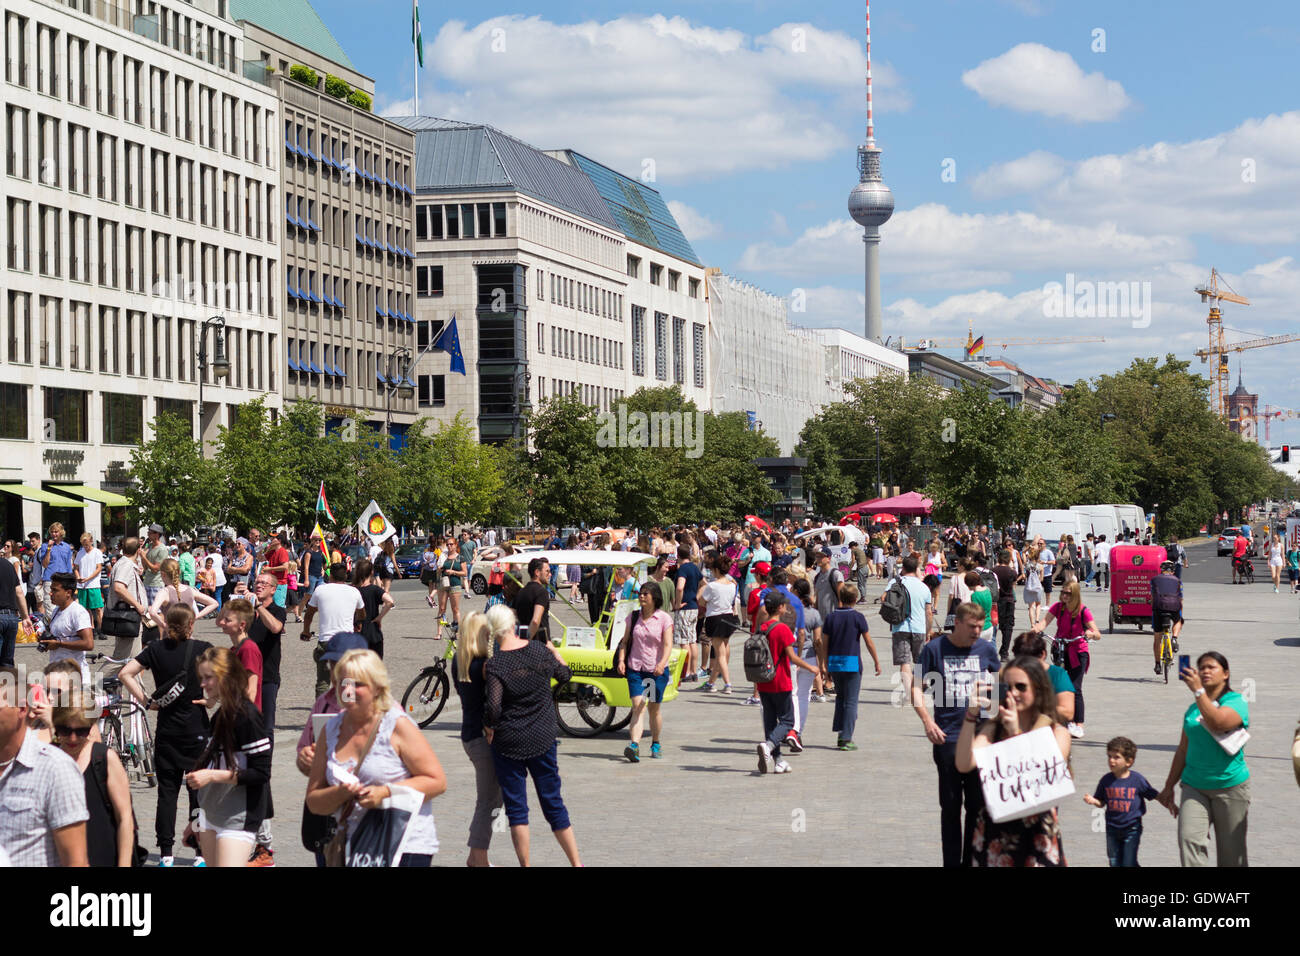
[306,649,446,866]
[1022,545,1044,628]
[184,645,269,866]
[1031,579,1099,740]
[454,609,504,866]
[147,557,217,630]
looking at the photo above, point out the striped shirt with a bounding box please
[0,730,89,866]
[196,700,272,833]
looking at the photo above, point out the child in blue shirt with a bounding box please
[1084,736,1159,866]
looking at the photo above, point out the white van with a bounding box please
[1025,509,1087,544]
[1108,504,1147,540]
[1069,505,1120,543]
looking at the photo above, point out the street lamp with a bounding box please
[1099,412,1116,431]
[384,346,414,442]
[197,315,230,437]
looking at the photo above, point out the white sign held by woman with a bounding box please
[974,726,1074,823]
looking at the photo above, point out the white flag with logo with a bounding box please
[357,499,396,546]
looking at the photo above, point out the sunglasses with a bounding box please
[54,725,92,739]
[1007,681,1030,693]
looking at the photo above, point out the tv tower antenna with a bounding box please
[847,0,895,343]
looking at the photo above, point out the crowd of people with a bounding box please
[0,513,1263,868]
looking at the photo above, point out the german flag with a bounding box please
[966,335,985,359]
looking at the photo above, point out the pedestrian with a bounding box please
[1084,736,1159,867]
[353,558,394,658]
[911,602,1001,866]
[891,555,934,705]
[139,524,169,607]
[284,560,303,623]
[0,542,29,667]
[992,550,1020,660]
[615,582,674,762]
[700,553,738,694]
[924,541,944,579]
[1266,533,1285,593]
[789,577,826,740]
[812,550,844,620]
[375,537,399,594]
[198,557,217,605]
[147,558,218,630]
[754,590,820,774]
[52,693,137,867]
[116,604,213,866]
[262,534,293,608]
[512,557,552,643]
[1031,580,1098,739]
[820,582,881,751]
[673,544,704,682]
[1023,545,1044,628]
[967,570,994,643]
[957,656,1070,867]
[453,610,503,867]
[300,534,328,617]
[73,533,105,634]
[183,646,270,867]
[39,573,96,688]
[177,540,196,591]
[0,665,90,866]
[1010,631,1076,724]
[1156,651,1251,867]
[1093,535,1111,591]
[216,598,263,713]
[420,535,440,607]
[1288,540,1300,594]
[225,539,253,606]
[303,564,365,697]
[482,619,582,866]
[436,535,467,640]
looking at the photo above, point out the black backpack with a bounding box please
[880,576,912,626]
[1165,543,1180,564]
[744,621,779,683]
[1152,575,1182,612]
[88,743,148,867]
[978,568,1000,604]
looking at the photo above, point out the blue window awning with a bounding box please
[309,358,322,374]
[376,305,388,318]
[287,284,300,299]
[309,291,322,303]
[288,350,300,371]
[375,366,388,384]
[307,218,320,231]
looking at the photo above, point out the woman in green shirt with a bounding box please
[1156,651,1250,867]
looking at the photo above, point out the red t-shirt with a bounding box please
[756,621,795,694]
[1232,535,1248,558]
[747,585,769,633]
[234,636,264,712]
[266,546,291,583]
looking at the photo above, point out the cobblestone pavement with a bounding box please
[36,536,1298,867]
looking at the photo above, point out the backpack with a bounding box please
[880,576,912,627]
[1152,576,1181,613]
[743,621,779,684]
[1165,543,1180,564]
[88,743,148,867]
[978,568,1000,604]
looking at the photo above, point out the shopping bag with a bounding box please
[345,784,424,867]
[16,619,38,644]
[974,725,1074,823]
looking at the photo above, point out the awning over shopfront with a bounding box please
[0,484,87,507]
[51,484,131,507]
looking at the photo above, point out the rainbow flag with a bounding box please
[312,520,331,570]
[316,481,336,523]
[966,335,985,359]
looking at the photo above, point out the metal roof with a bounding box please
[229,0,356,71]
[391,116,619,230]
[563,151,701,266]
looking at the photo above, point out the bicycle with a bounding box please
[87,653,156,787]
[402,627,457,728]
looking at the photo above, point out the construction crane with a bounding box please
[1261,405,1300,444]
[890,320,1103,359]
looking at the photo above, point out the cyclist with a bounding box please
[1230,530,1249,584]
[1150,560,1183,674]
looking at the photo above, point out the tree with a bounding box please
[528,394,618,526]
[399,414,506,530]
[212,398,297,533]
[126,411,220,536]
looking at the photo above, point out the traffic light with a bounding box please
[1283,445,1291,463]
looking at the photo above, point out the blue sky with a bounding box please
[311,0,1300,445]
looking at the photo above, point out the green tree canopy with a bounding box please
[126,411,219,536]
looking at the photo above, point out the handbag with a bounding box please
[100,605,142,639]
[323,715,383,867]
[150,640,197,709]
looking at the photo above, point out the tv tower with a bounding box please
[847,0,894,343]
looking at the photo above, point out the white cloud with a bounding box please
[961,43,1132,122]
[735,203,1192,285]
[381,15,910,180]
[971,150,1067,199]
[666,201,721,241]
[978,112,1300,244]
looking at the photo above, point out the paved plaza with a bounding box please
[31,538,1298,867]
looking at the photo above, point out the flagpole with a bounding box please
[413,0,419,116]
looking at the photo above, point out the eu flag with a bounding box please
[433,315,466,375]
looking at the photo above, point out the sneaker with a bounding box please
[785,730,804,753]
[159,856,175,868]
[838,740,859,752]
[1068,723,1084,739]
[743,695,761,706]
[811,693,828,703]
[1154,663,1162,675]
[247,845,275,867]
[774,759,792,774]
[1171,639,1179,654]
[720,684,733,695]
[696,668,710,679]
[681,673,696,683]
[193,857,207,867]
[650,741,662,759]
[756,741,775,774]
[624,742,640,763]
[700,681,715,692]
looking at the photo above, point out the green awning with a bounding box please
[50,484,131,507]
[0,484,87,507]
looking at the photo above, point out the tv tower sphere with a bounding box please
[848,169,894,229]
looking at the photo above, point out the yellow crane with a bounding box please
[892,320,1103,358]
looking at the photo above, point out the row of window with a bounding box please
[538,324,625,370]
[543,270,623,321]
[629,307,706,388]
[415,203,507,242]
[5,110,277,243]
[4,13,274,164]
[626,254,700,298]
[3,290,274,389]
[286,339,413,391]
[284,116,411,196]
[283,266,413,323]
[535,378,625,412]
[5,202,276,315]
[0,384,200,445]
[282,193,413,261]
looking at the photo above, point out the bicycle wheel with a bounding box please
[1162,638,1171,684]
[402,666,449,729]
[553,682,614,737]
[137,710,157,788]
[101,713,124,765]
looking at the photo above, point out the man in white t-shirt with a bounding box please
[41,573,95,689]
[1039,544,1056,598]
[209,547,227,595]
[368,541,382,564]
[302,565,364,695]
[484,528,497,548]
[1093,536,1112,591]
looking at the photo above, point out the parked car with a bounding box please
[468,544,543,595]
[1216,528,1258,557]
[394,543,425,577]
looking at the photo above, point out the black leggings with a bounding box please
[154,733,204,855]
[1066,652,1089,724]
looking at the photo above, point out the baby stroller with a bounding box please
[1232,554,1254,584]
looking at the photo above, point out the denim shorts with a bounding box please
[627,668,670,703]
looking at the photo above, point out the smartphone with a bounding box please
[516,625,529,640]
[1178,654,1191,674]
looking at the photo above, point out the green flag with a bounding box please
[412,0,424,68]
